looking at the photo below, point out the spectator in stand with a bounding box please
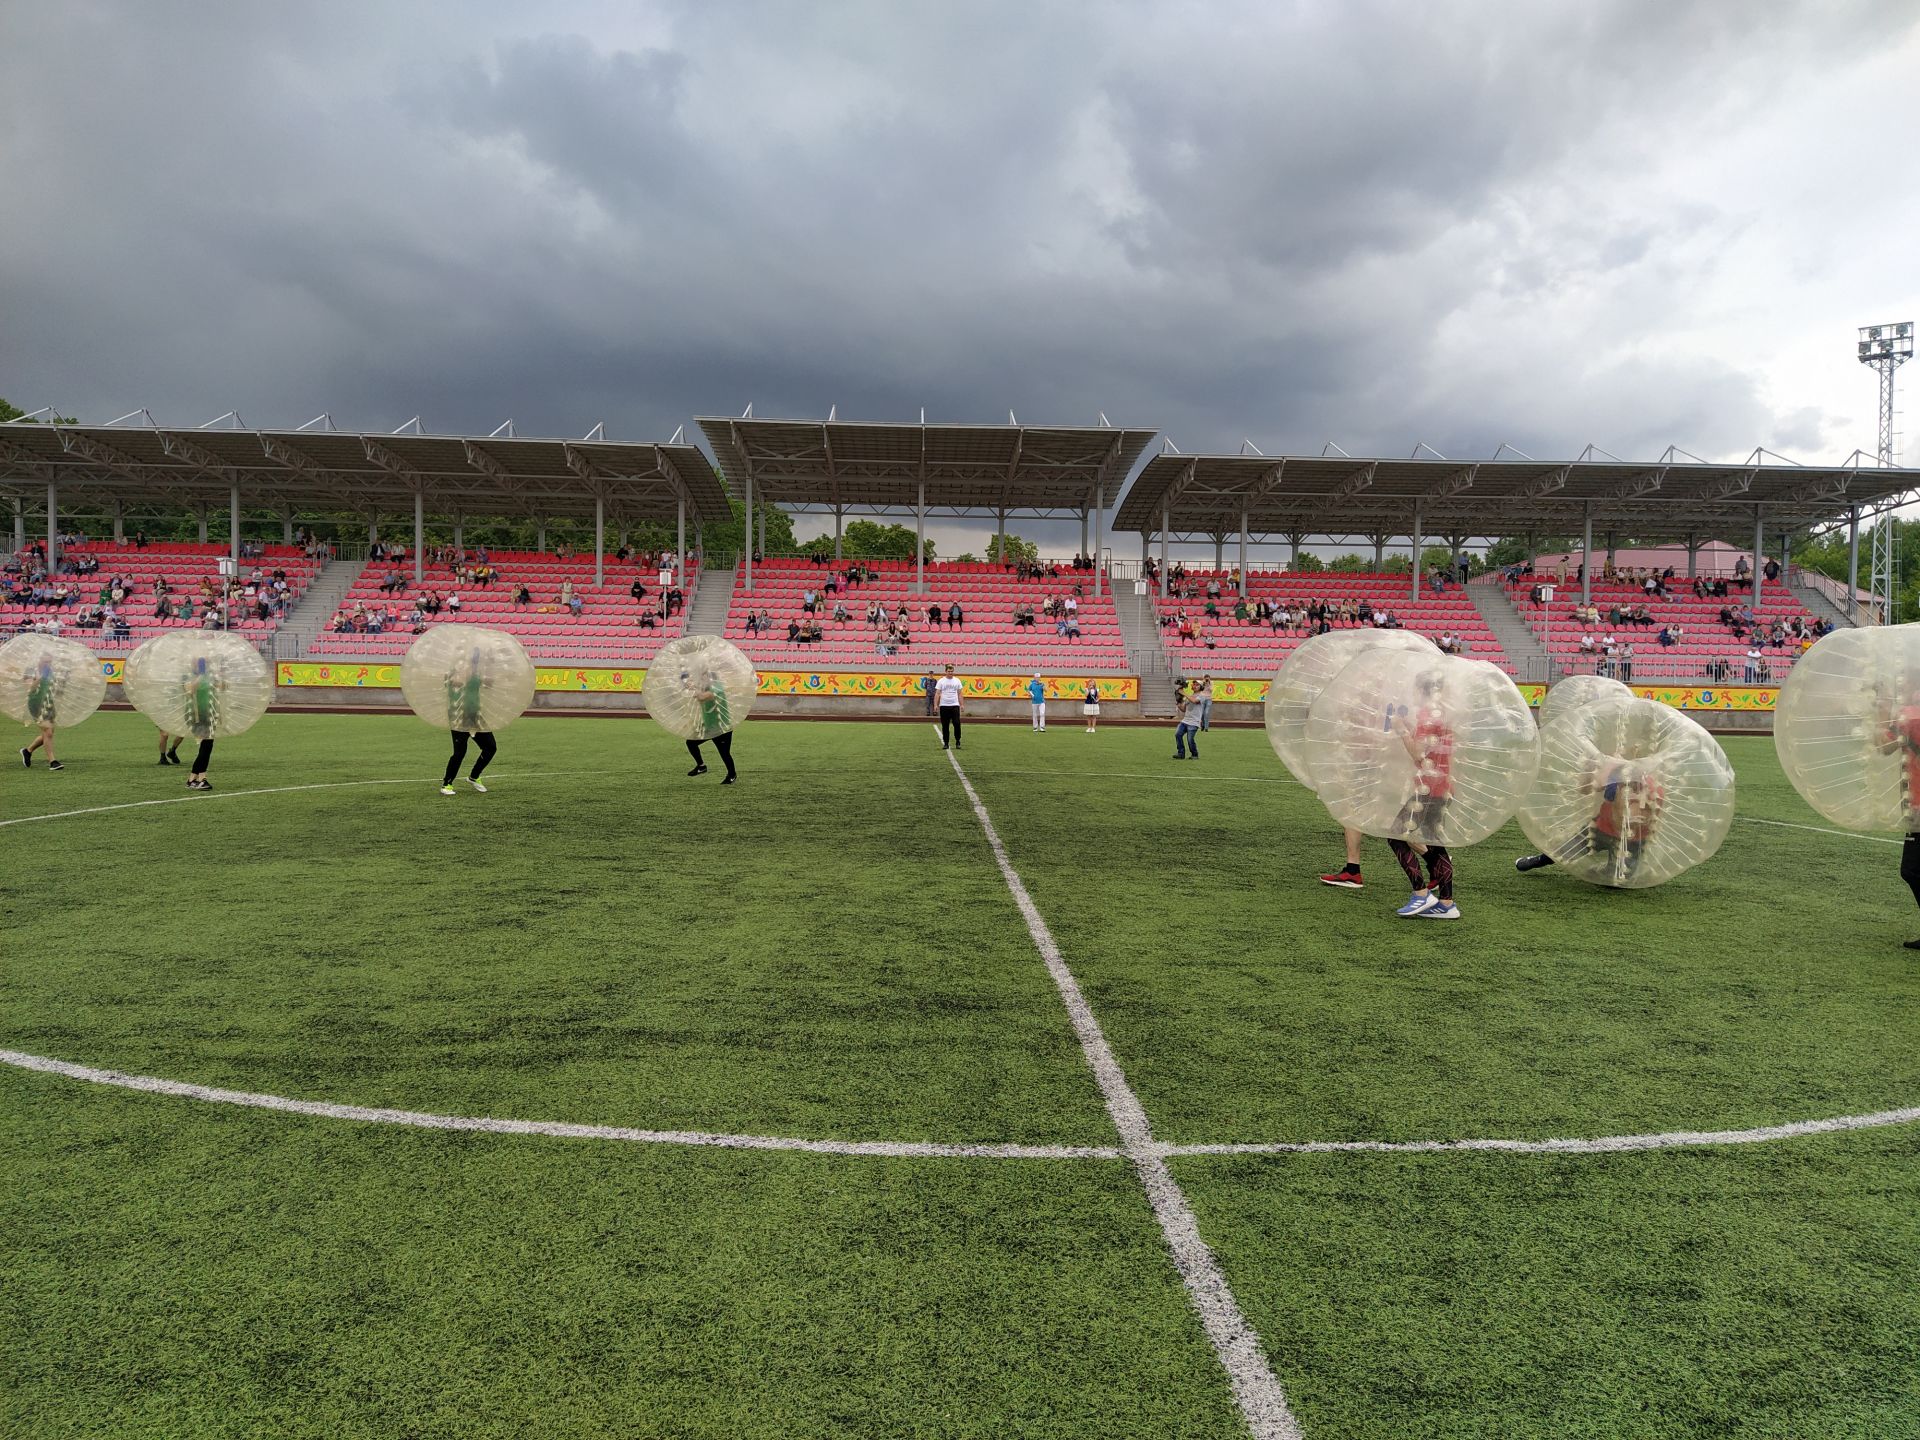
[513,584,531,607]
[566,591,584,617]
[1764,556,1781,582]
[630,578,648,602]
[1064,613,1082,640]
[927,602,943,629]
[802,588,818,614]
[1744,645,1763,683]
[832,600,849,624]
[948,601,963,630]
[447,591,462,614]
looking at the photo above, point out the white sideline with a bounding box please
[939,738,1302,1440]
[0,1049,1122,1161]
[0,770,620,828]
[1738,816,1903,846]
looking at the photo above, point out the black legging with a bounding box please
[686,731,735,778]
[1389,839,1453,900]
[1904,834,1920,908]
[444,730,497,786]
[192,738,214,773]
[940,705,962,749]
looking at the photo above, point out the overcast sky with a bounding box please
[3,1,1916,555]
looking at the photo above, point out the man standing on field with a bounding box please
[1027,673,1047,731]
[936,664,964,750]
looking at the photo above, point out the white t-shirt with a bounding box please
[935,676,963,707]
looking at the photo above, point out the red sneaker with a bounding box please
[1318,870,1364,889]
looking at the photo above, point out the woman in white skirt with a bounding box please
[1082,679,1101,733]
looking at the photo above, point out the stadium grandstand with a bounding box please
[7,413,1920,713]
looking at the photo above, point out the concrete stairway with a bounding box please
[1792,573,1856,629]
[682,559,738,637]
[1466,580,1553,683]
[277,558,367,658]
[1113,580,1179,717]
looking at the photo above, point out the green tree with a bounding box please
[703,495,797,558]
[986,532,1038,566]
[1485,533,1573,569]
[1287,552,1325,573]
[1379,555,1413,575]
[1328,553,1372,573]
[0,398,78,424]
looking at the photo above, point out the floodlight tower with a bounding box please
[1861,322,1913,623]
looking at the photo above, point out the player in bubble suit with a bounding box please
[681,659,739,784]
[1515,757,1667,882]
[439,645,499,796]
[1386,670,1458,919]
[1876,680,1920,948]
[19,651,65,771]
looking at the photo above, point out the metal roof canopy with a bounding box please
[0,424,728,527]
[696,416,1157,518]
[1113,447,1920,544]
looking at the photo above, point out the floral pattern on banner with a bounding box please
[754,671,1138,700]
[276,662,644,692]
[1628,685,1778,712]
[100,660,124,684]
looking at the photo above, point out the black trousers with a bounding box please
[445,730,497,785]
[192,738,214,773]
[687,731,735,777]
[939,705,962,749]
[1904,834,1920,908]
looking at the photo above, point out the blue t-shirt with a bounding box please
[1027,679,1046,703]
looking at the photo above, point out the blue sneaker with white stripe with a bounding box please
[1396,891,1438,917]
[1419,901,1461,920]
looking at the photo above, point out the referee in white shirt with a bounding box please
[935,664,964,750]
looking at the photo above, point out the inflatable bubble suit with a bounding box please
[400,625,537,733]
[0,633,108,729]
[1774,624,1920,831]
[1304,651,1539,846]
[1518,697,1735,888]
[122,630,273,740]
[1537,672,1633,732]
[1263,629,1438,789]
[643,635,757,741]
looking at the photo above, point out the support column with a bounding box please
[1238,504,1248,588]
[1290,533,1303,569]
[594,493,605,588]
[1159,495,1171,598]
[199,506,211,546]
[1212,535,1223,571]
[229,483,241,564]
[113,501,125,544]
[1080,511,1089,563]
[1751,510,1765,609]
[1581,509,1593,606]
[1847,508,1860,624]
[915,479,926,594]
[834,507,844,561]
[453,514,464,553]
[1092,491,1104,597]
[994,508,1004,565]
[742,470,754,594]
[1372,534,1385,568]
[617,520,629,554]
[1411,504,1423,601]
[1605,530,1617,569]
[46,481,59,566]
[1686,533,1698,579]
[413,491,424,582]
[537,517,546,553]
[676,496,686,581]
[12,497,23,554]
[282,508,294,545]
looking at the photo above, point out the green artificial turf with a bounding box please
[5,709,1920,1438]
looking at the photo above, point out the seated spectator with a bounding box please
[1233,599,1249,623]
[786,619,801,642]
[512,584,531,607]
[630,578,647,602]
[832,601,850,624]
[1578,631,1596,654]
[928,603,943,628]
[447,591,463,613]
[566,592,584,617]
[948,602,963,630]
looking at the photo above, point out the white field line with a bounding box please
[1737,816,1903,846]
[0,1049,1121,1161]
[940,734,1302,1440]
[0,770,619,828]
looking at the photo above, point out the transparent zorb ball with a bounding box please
[1774,624,1920,831]
[1519,697,1735,888]
[122,630,273,740]
[643,635,757,741]
[1537,673,1633,732]
[0,633,108,729]
[1304,651,1539,845]
[401,625,537,733]
[1263,628,1438,789]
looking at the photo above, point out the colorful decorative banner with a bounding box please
[754,671,1137,700]
[280,662,1135,701]
[1627,684,1778,712]
[100,660,124,684]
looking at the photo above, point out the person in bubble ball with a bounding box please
[1516,758,1666,883]
[1388,670,1458,919]
[1876,680,1920,950]
[682,661,738,784]
[18,652,65,772]
[439,646,498,797]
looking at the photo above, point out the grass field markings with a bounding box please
[1159,1102,1920,1157]
[0,1048,1126,1160]
[0,770,621,828]
[1737,816,1903,846]
[941,742,1303,1440]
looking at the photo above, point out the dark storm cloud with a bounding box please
[1,0,1914,497]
